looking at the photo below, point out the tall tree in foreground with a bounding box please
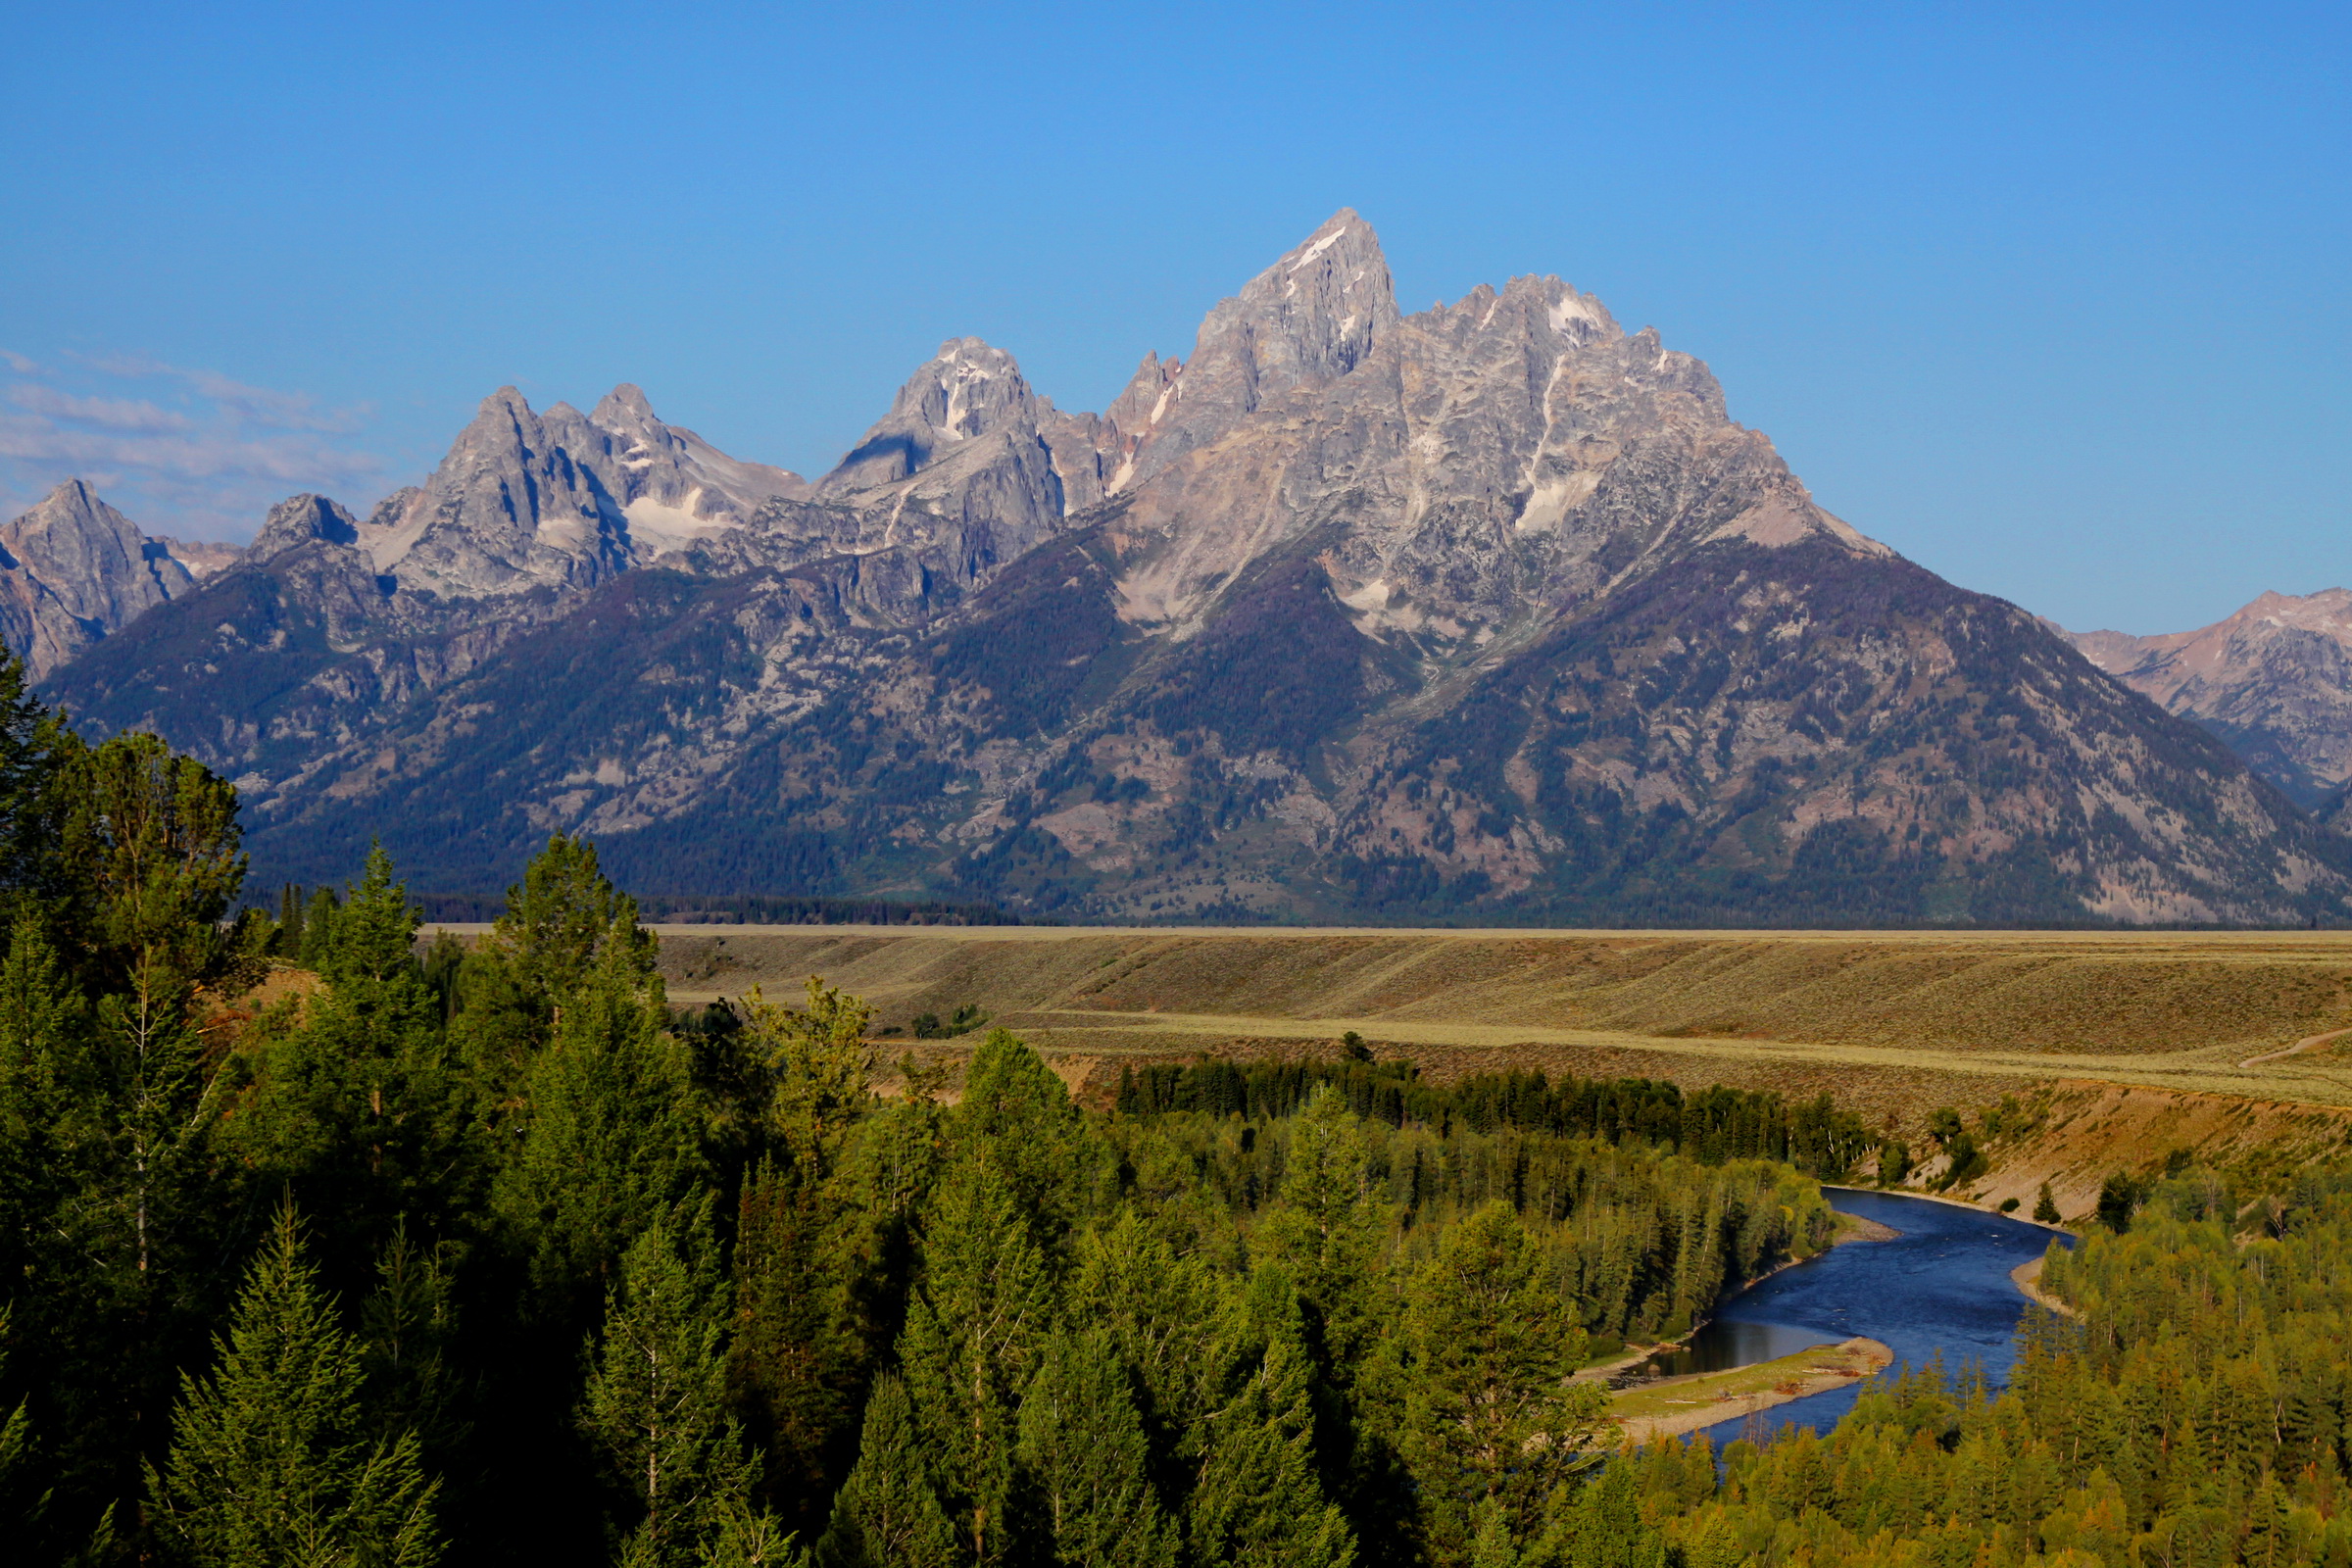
[148,1201,440,1568]
[816,1374,957,1568]
[1401,1200,1607,1560]
[1186,1273,1355,1568]
[901,1152,1057,1567]
[1015,1328,1176,1568]
[579,1207,770,1568]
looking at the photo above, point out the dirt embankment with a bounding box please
[1921,1080,2352,1224]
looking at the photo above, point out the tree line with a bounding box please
[1114,1056,1880,1180]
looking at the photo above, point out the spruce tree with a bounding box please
[1401,1200,1607,1557]
[2034,1181,2062,1225]
[228,846,470,1264]
[493,914,706,1303]
[900,1154,1056,1566]
[1185,1271,1354,1568]
[579,1208,767,1567]
[730,1156,857,1524]
[817,1374,956,1568]
[148,1202,440,1568]
[954,1028,1095,1251]
[1015,1329,1176,1568]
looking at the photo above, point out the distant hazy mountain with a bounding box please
[45,212,2352,925]
[2065,590,2352,811]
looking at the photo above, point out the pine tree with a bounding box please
[1185,1272,1354,1568]
[900,1154,1056,1566]
[148,1202,440,1568]
[0,915,76,1290]
[1468,1494,1519,1568]
[494,915,706,1303]
[955,1028,1095,1250]
[817,1374,957,1568]
[579,1206,768,1568]
[730,1156,858,1526]
[448,834,657,1115]
[2034,1181,2062,1225]
[1016,1329,1176,1568]
[227,846,471,1260]
[1402,1200,1607,1557]
[484,832,655,1005]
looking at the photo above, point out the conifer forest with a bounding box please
[8,666,2352,1567]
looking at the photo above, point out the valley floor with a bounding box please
[425,920,2352,1221]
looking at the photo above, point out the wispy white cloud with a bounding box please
[0,352,392,541]
[8,384,194,432]
[67,352,368,432]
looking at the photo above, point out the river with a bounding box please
[1644,1188,2071,1446]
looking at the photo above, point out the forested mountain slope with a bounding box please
[46,213,2350,925]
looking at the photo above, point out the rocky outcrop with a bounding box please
[0,479,206,675]
[2065,590,2352,808]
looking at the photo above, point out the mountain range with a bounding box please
[24,211,2352,925]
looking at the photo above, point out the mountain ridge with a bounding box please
[41,211,2352,926]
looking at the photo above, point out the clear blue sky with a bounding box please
[2,1,2343,633]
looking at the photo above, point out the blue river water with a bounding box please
[1647,1188,2070,1446]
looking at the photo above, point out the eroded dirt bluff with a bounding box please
[418,922,2352,1124]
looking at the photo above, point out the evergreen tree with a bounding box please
[482,832,654,1005]
[2034,1181,2061,1225]
[1015,1329,1176,1568]
[730,1156,858,1526]
[227,846,472,1267]
[1468,1494,1518,1568]
[1185,1270,1354,1568]
[361,1223,468,1472]
[901,1153,1056,1566]
[149,1202,440,1568]
[955,1028,1096,1251]
[0,915,76,1292]
[1401,1201,1607,1557]
[580,1207,768,1567]
[448,833,656,1115]
[816,1374,956,1568]
[493,915,706,1303]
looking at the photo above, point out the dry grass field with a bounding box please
[585,923,2352,1108]
[423,922,2352,1202]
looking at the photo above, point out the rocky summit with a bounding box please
[43,211,2352,924]
[0,480,227,677]
[2067,591,2352,814]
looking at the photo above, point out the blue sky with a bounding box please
[2,1,2343,632]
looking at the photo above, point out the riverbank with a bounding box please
[1609,1338,1893,1445]
[2010,1255,2078,1318]
[1577,1206,1901,1382]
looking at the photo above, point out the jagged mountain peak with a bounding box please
[0,478,199,675]
[249,493,362,563]
[591,381,660,427]
[820,338,1046,496]
[1109,211,1401,492]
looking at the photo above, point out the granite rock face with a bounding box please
[0,480,211,675]
[43,213,2352,924]
[2066,590,2352,810]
